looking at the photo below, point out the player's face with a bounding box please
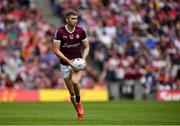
[66,15,78,27]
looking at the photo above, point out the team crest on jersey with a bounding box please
[69,35,74,39]
[76,34,80,39]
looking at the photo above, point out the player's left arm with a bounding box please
[82,38,89,60]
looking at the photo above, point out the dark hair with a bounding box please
[65,9,78,18]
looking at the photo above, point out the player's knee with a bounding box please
[72,79,79,85]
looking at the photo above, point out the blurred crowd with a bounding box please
[0,0,101,90]
[50,0,180,97]
[1,0,180,98]
[0,0,64,89]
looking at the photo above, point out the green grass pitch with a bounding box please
[0,100,180,125]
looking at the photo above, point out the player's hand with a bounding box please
[81,58,87,68]
[82,59,87,69]
[69,60,79,72]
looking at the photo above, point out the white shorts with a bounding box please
[60,64,72,79]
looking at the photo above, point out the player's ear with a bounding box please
[65,18,68,23]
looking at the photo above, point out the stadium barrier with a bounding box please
[157,90,180,101]
[0,88,108,102]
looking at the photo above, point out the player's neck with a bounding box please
[65,24,75,33]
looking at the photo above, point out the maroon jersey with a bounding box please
[54,25,87,65]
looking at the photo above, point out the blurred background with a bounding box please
[0,0,180,102]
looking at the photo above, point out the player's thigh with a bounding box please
[64,77,71,86]
[72,71,82,84]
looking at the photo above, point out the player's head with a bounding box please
[65,9,78,27]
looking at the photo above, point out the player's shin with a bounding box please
[70,95,78,112]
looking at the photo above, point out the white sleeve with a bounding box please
[82,37,88,42]
[53,39,61,44]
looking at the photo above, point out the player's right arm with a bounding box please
[52,29,72,65]
[52,39,77,70]
[52,39,70,64]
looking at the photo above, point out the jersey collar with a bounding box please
[65,25,75,34]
